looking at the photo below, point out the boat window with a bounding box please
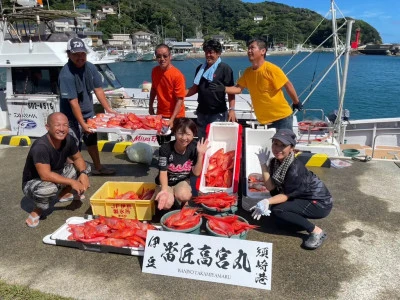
[12,67,61,95]
[96,64,122,91]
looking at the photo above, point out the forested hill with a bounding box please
[5,0,382,45]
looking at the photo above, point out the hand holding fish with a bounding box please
[250,198,271,220]
[256,147,271,166]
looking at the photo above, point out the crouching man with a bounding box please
[23,112,91,228]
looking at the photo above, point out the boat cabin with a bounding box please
[0,8,123,137]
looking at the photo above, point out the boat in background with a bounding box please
[121,51,139,62]
[137,51,154,61]
[171,53,188,61]
[0,3,398,160]
[116,0,400,160]
[357,43,392,55]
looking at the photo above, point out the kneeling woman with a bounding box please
[155,118,209,210]
[252,129,333,250]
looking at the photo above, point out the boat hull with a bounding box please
[358,44,392,55]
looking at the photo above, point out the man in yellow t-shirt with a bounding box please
[210,39,302,130]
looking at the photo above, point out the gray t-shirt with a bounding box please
[59,60,103,120]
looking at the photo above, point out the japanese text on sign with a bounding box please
[143,230,273,290]
[111,203,133,218]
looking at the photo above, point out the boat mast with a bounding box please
[335,19,354,143]
[330,0,342,103]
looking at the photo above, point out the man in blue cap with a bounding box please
[59,37,116,175]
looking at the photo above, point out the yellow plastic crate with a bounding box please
[90,182,157,220]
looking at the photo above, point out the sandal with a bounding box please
[91,167,116,176]
[26,214,40,228]
[59,194,86,203]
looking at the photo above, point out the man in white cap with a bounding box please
[59,37,116,175]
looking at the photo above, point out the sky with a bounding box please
[243,0,400,43]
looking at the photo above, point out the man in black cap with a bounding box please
[59,37,116,175]
[252,129,333,250]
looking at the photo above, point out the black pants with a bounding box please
[156,133,172,146]
[271,199,332,233]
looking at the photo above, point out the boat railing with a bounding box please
[301,108,325,121]
[297,126,335,145]
[371,133,400,158]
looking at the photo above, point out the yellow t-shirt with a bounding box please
[237,61,292,124]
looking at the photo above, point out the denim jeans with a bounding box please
[268,115,293,131]
[196,111,227,140]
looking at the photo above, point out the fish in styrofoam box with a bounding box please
[197,122,242,194]
[243,128,276,204]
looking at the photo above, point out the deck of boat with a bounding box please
[341,143,400,160]
[0,143,399,299]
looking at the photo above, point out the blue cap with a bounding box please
[67,38,87,53]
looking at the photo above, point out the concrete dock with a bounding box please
[0,144,399,300]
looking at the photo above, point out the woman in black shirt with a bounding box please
[252,129,333,250]
[155,118,209,210]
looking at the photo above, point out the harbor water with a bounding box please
[0,53,398,120]
[109,53,400,120]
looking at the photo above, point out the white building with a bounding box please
[107,33,132,48]
[254,15,264,23]
[186,38,204,52]
[132,31,152,48]
[102,6,116,15]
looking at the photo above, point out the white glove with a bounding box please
[161,125,171,135]
[256,147,271,166]
[250,199,271,220]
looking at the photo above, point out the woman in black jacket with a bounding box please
[252,129,333,250]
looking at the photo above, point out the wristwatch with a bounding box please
[80,170,90,176]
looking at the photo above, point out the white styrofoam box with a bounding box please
[198,122,242,194]
[244,128,276,200]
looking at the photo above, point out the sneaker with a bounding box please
[303,230,327,250]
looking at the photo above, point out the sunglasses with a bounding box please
[156,54,170,59]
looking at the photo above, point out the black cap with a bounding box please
[67,38,87,53]
[272,129,296,146]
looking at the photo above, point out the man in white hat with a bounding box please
[59,37,116,175]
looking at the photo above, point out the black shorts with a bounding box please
[68,119,98,150]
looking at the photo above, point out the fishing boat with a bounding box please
[357,43,392,55]
[121,51,139,62]
[171,53,188,61]
[137,51,155,61]
[118,0,400,159]
[0,7,129,137]
[0,3,398,159]
[287,1,400,159]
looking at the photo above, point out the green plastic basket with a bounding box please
[342,149,360,157]
[160,210,202,234]
[205,215,249,239]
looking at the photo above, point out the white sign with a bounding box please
[7,99,58,137]
[143,230,273,290]
[131,134,159,147]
